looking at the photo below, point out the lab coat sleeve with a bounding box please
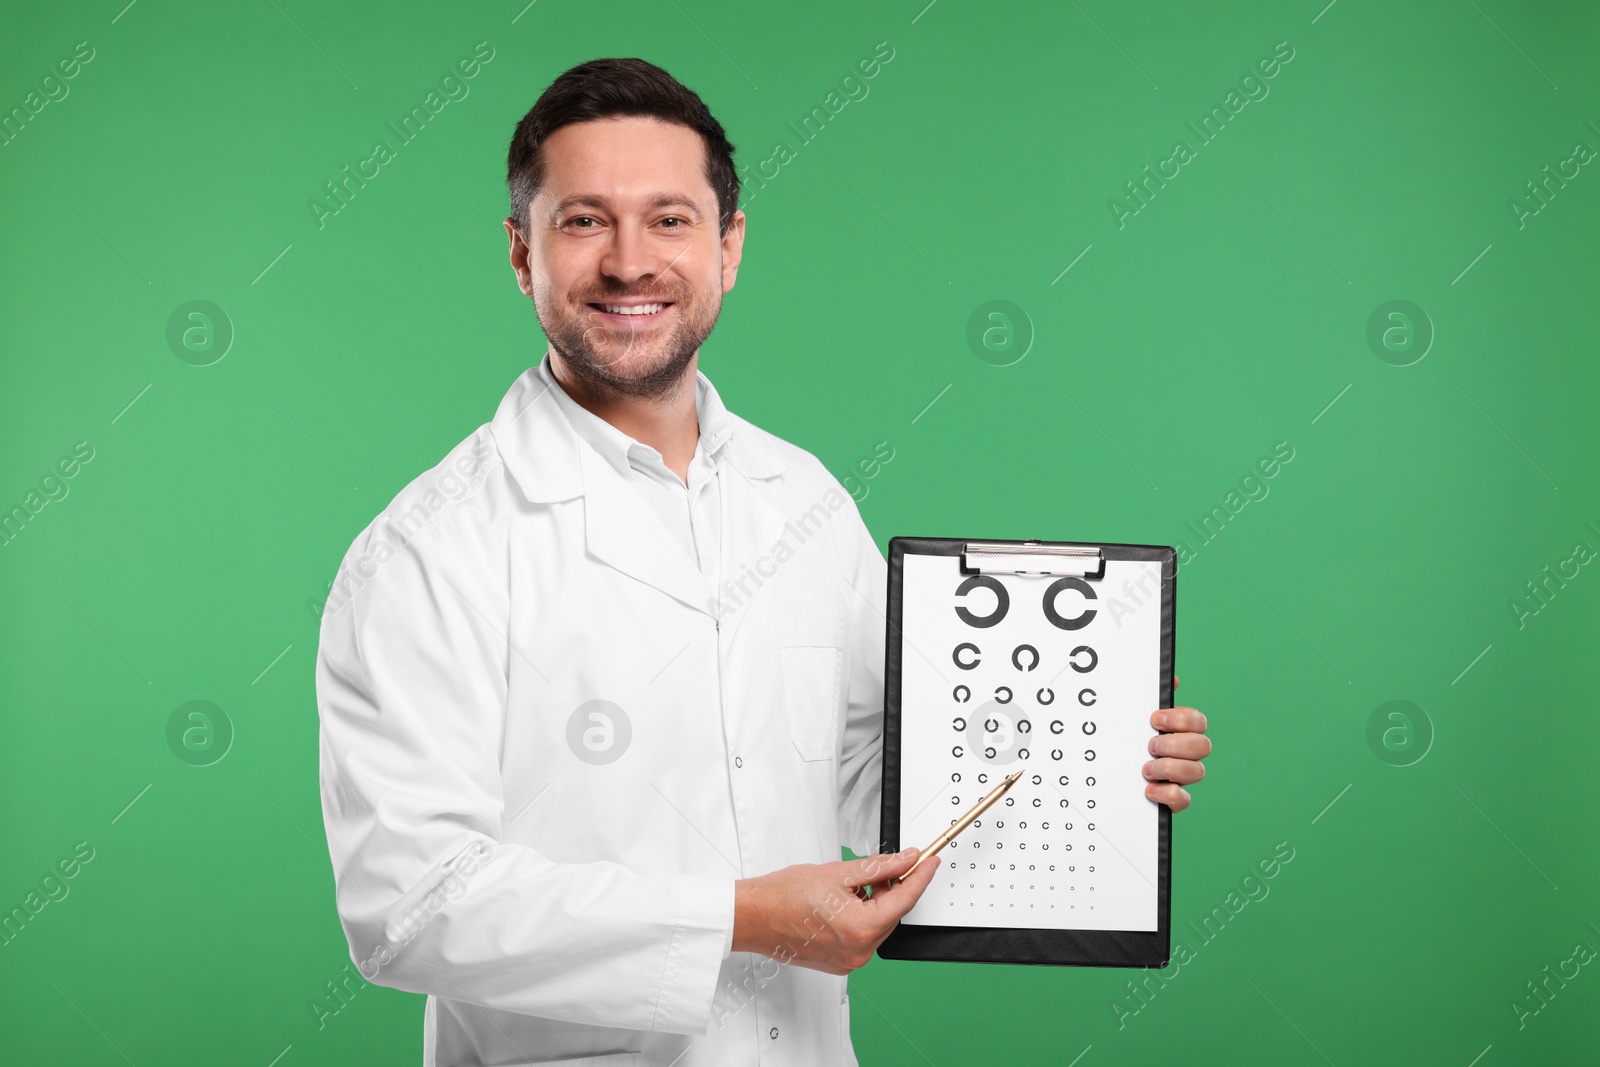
[833,495,887,858]
[316,522,733,1034]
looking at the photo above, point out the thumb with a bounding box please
[844,848,919,888]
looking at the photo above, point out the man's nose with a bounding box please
[598,221,666,287]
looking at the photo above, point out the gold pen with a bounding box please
[899,768,1024,881]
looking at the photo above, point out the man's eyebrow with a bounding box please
[548,193,705,224]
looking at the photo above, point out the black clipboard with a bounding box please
[877,536,1175,968]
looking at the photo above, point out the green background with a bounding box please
[2,0,1596,1063]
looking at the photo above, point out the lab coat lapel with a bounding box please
[494,362,794,623]
[490,367,584,504]
[581,445,714,617]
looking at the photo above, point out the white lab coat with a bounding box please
[315,359,887,1066]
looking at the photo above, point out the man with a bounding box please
[316,57,1210,1066]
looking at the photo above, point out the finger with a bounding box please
[863,865,903,897]
[1148,732,1212,760]
[1145,781,1192,812]
[880,850,931,891]
[873,849,932,891]
[1142,756,1205,785]
[1174,675,1180,689]
[844,849,918,889]
[1152,706,1206,733]
[875,851,940,917]
[896,848,940,885]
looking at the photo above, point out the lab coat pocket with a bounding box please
[777,599,845,762]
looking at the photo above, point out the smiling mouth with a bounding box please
[587,301,674,322]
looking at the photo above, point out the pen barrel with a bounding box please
[901,775,1017,880]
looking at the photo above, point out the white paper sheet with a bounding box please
[896,552,1162,931]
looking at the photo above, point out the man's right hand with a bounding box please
[731,847,940,974]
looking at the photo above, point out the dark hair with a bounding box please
[505,57,739,238]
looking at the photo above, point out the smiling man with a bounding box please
[316,57,1211,1067]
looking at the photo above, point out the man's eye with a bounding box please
[660,217,685,229]
[566,216,598,229]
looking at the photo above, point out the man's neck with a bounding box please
[548,349,701,485]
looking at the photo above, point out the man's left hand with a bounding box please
[1143,675,1209,813]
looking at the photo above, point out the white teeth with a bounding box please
[599,303,666,316]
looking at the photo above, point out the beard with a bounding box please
[536,278,722,402]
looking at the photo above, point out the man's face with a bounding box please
[506,115,745,400]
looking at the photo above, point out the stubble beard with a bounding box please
[539,283,722,403]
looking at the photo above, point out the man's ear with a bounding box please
[720,209,746,293]
[504,217,536,297]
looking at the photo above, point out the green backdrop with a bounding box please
[3,0,1596,1063]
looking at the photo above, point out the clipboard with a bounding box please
[877,536,1175,968]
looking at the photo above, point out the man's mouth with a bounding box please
[587,301,674,323]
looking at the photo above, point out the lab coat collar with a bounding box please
[491,354,787,504]
[532,355,733,483]
[489,364,585,503]
[489,354,792,620]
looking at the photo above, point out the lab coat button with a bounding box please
[734,756,743,768]
[770,1027,779,1039]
